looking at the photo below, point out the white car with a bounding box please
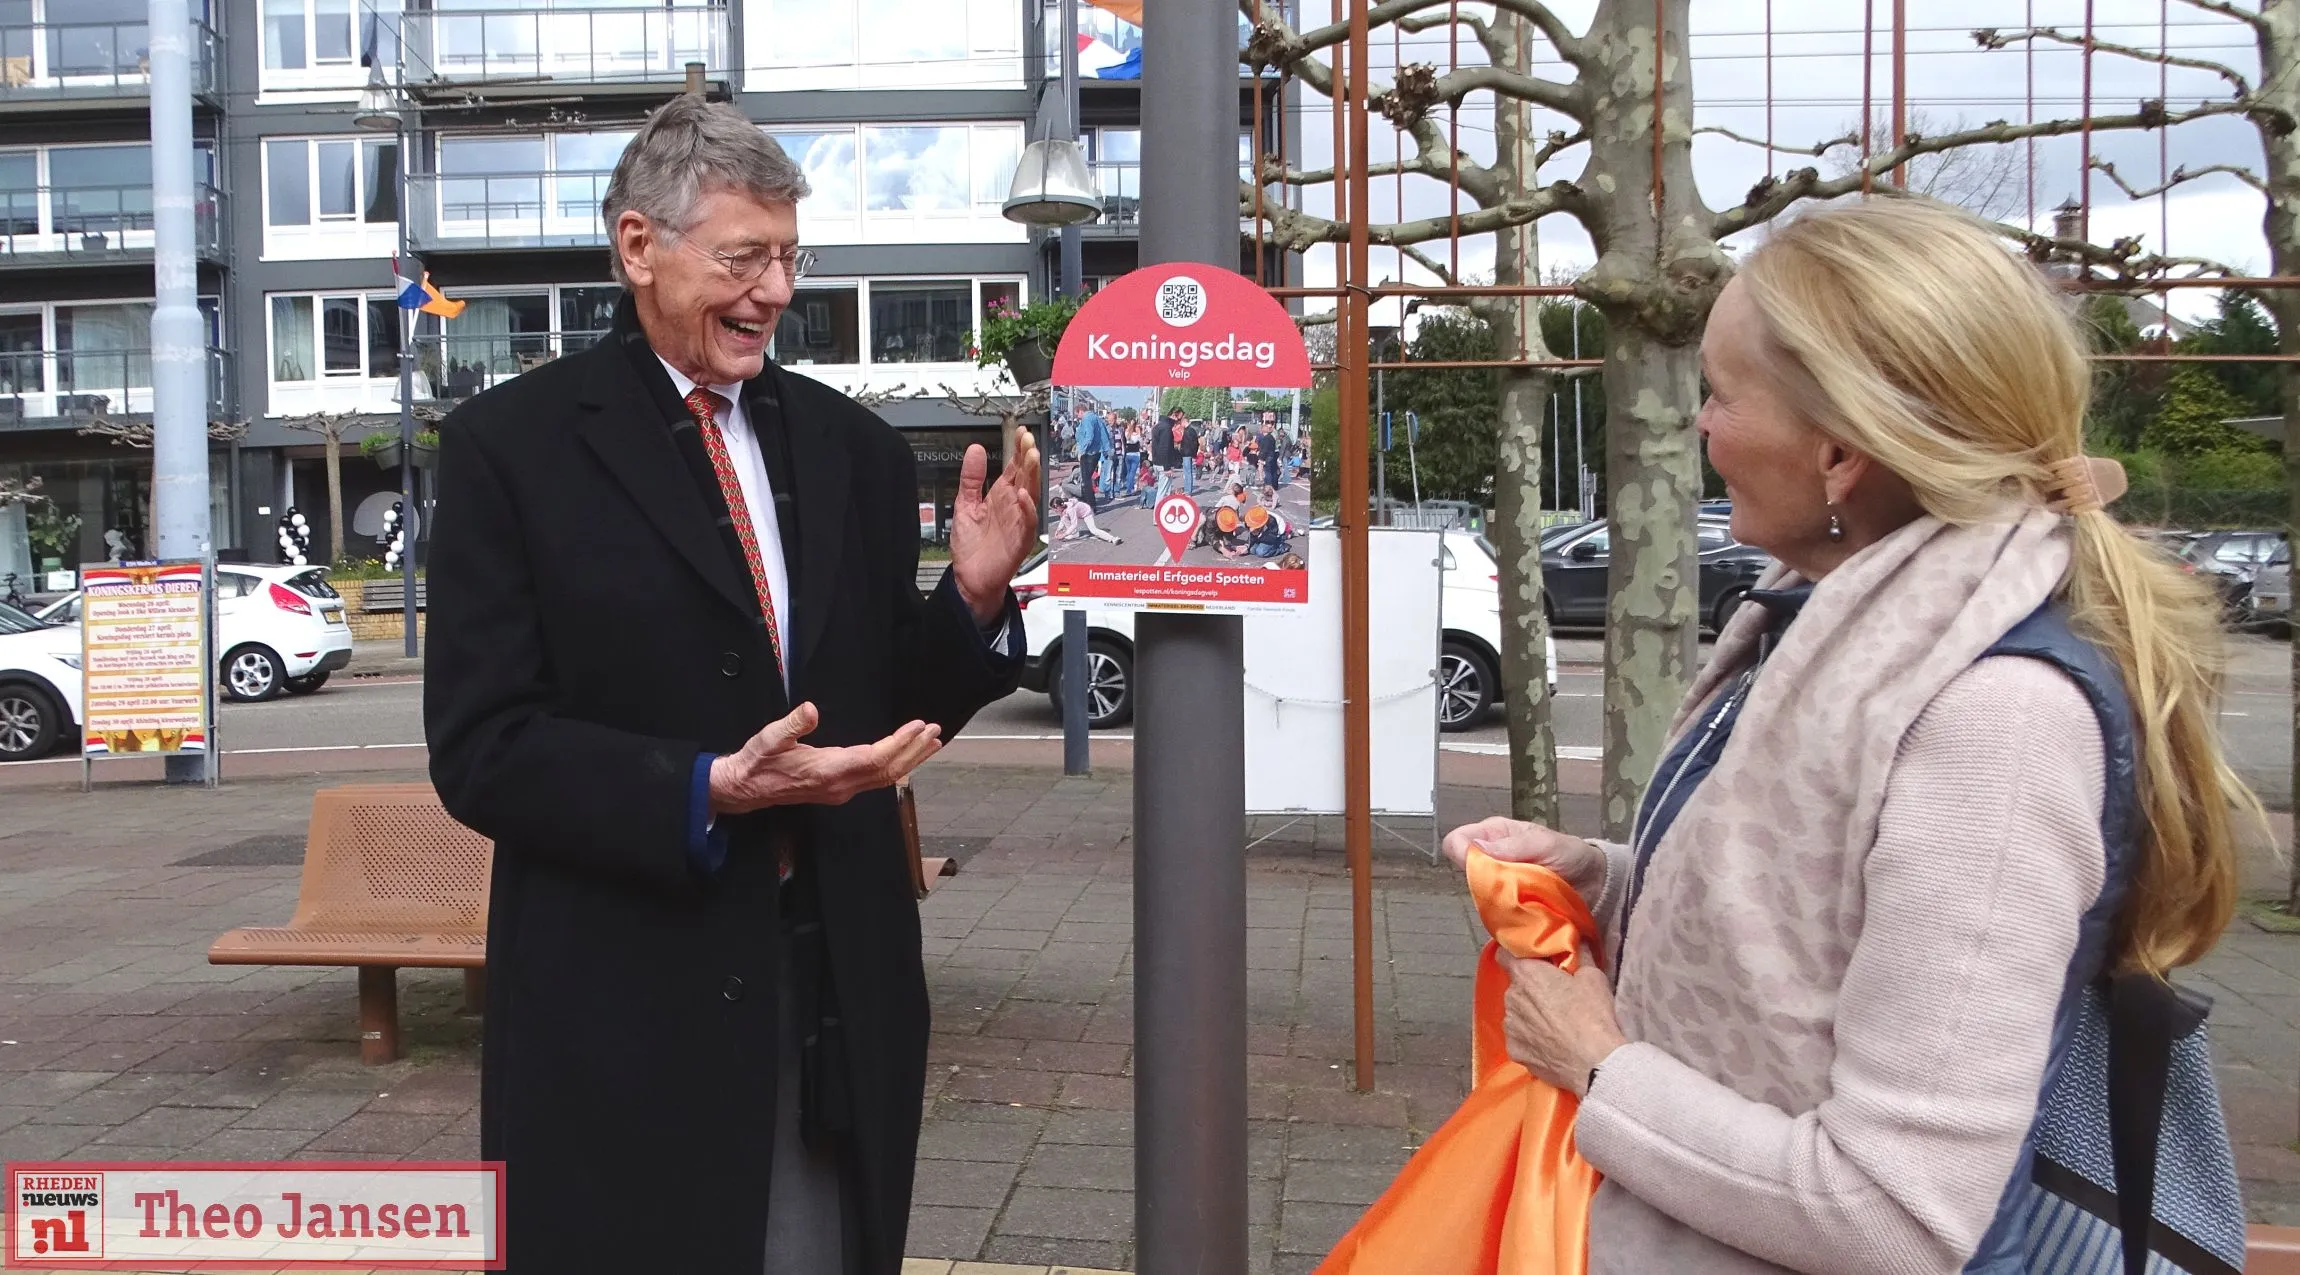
[1014,528,1555,732]
[39,564,355,703]
[0,601,84,760]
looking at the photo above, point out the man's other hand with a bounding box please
[950,422,1042,626]
[708,703,942,815]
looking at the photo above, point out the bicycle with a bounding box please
[1,572,26,611]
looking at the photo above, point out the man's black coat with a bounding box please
[423,302,1020,1273]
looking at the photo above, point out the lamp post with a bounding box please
[355,64,420,659]
[1001,4,1099,776]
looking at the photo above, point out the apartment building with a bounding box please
[0,0,1291,578]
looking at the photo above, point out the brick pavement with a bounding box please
[0,761,2293,1275]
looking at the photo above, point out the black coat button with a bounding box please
[721,975,745,1002]
[720,652,742,678]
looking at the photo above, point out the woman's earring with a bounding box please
[1826,503,1844,543]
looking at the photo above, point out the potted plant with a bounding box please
[361,430,402,471]
[971,294,1082,388]
[410,429,440,469]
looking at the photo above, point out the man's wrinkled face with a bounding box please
[618,187,798,387]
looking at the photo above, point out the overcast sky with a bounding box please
[1262,0,2269,327]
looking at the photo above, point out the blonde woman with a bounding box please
[1443,197,2256,1273]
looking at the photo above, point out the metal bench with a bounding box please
[209,780,953,1063]
[207,783,489,1065]
[360,579,428,613]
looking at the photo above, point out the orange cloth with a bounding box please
[1315,851,1602,1275]
[1085,0,1143,25]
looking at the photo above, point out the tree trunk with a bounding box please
[1576,0,1729,838]
[323,431,346,563]
[1495,362,1560,826]
[1488,10,1561,827]
[2254,0,2300,912]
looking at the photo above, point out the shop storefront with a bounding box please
[0,440,238,589]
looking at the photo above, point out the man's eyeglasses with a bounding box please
[686,239,817,283]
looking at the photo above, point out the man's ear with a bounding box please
[614,211,657,289]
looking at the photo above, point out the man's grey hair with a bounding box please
[601,94,810,287]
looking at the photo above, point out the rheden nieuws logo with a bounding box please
[15,1171,102,1259]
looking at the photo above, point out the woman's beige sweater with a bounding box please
[1569,514,2110,1275]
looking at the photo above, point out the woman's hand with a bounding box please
[1440,816,1604,898]
[1500,950,1629,1098]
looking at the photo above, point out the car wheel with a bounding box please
[1049,638,1134,729]
[223,645,285,702]
[285,672,330,695]
[1712,587,1749,634]
[1437,640,1496,732]
[0,682,64,760]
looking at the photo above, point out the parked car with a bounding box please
[37,564,354,703]
[1013,528,1555,732]
[1541,515,1773,632]
[2164,530,2281,621]
[0,601,82,760]
[2244,541,2290,628]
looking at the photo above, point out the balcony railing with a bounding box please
[0,18,219,101]
[413,330,607,406]
[401,3,727,89]
[0,347,233,425]
[403,171,612,251]
[0,183,228,265]
[1083,163,1275,233]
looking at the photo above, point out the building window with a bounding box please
[745,0,1020,90]
[264,0,354,71]
[270,292,399,384]
[773,287,859,367]
[429,130,629,244]
[766,123,1021,245]
[558,286,620,347]
[766,277,1022,371]
[766,129,859,214]
[0,311,43,397]
[264,137,396,228]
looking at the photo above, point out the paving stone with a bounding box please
[997,1186,1133,1242]
[912,1157,1021,1210]
[904,1205,998,1260]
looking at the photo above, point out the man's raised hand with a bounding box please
[707,702,942,815]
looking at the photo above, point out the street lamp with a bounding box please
[355,61,421,659]
[1000,0,1097,776]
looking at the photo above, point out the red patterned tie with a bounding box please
[682,388,784,676]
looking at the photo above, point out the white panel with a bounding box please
[1243,528,1441,817]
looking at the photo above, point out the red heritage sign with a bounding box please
[1052,266,1313,388]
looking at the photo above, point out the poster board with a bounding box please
[1243,528,1441,817]
[1046,265,1313,613]
[79,560,216,786]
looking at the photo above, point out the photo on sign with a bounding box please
[1040,385,1312,606]
[1039,264,1315,612]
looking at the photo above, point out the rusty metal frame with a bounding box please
[1261,0,2300,1093]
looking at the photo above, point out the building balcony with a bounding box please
[0,17,220,109]
[1075,162,1278,237]
[400,3,728,96]
[412,329,608,407]
[0,347,233,429]
[0,182,228,268]
[402,171,612,252]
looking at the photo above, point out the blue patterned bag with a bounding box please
[1961,608,2249,1275]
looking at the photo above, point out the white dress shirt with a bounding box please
[659,357,794,697]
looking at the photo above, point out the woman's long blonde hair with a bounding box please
[1737,195,2262,975]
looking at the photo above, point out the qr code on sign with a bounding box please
[1156,276,1206,327]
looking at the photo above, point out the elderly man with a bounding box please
[424,96,1038,1274]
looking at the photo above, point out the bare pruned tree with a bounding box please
[1801,107,2035,222]
[1245,0,2243,833]
[275,411,364,563]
